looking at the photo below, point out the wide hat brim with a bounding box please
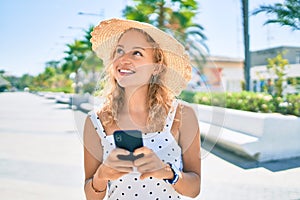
[90,18,192,96]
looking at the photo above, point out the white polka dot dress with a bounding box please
[88,100,183,200]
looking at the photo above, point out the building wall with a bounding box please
[192,56,244,92]
[222,67,244,92]
[251,64,300,80]
[251,46,300,66]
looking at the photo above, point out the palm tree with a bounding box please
[168,1,208,66]
[123,0,208,70]
[81,25,103,83]
[62,40,88,93]
[62,26,103,93]
[252,0,300,31]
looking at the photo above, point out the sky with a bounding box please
[1,0,300,77]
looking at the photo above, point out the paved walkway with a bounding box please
[0,92,300,200]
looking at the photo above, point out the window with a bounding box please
[296,51,300,64]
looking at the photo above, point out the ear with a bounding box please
[152,64,162,76]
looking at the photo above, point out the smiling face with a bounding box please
[112,29,158,90]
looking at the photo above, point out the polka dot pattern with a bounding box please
[88,100,182,199]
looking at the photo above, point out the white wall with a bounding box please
[222,67,244,92]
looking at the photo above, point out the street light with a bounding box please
[77,9,105,18]
[242,0,250,91]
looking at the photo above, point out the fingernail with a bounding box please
[125,151,130,155]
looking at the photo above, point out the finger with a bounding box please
[103,159,134,172]
[114,166,134,173]
[134,153,163,168]
[115,159,135,167]
[136,163,155,173]
[133,155,150,167]
[111,148,131,157]
[133,146,152,156]
[102,161,133,173]
[107,159,134,168]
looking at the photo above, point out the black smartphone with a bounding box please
[113,130,144,161]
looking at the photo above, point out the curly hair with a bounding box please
[98,28,174,132]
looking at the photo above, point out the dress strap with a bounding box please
[88,110,107,140]
[164,99,179,132]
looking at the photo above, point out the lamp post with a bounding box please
[78,9,105,18]
[242,0,250,91]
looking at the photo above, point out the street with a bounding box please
[0,92,300,200]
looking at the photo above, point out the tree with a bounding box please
[18,74,34,89]
[62,40,88,93]
[18,26,103,93]
[0,74,11,92]
[123,0,207,70]
[266,52,289,97]
[81,26,103,83]
[62,40,87,73]
[252,0,300,31]
[62,26,103,93]
[46,60,60,69]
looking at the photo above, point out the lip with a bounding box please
[117,67,136,76]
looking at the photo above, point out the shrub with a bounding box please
[178,90,196,103]
[82,82,97,94]
[179,90,300,117]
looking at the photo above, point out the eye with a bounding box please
[116,48,125,55]
[133,51,143,57]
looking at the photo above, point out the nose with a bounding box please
[119,52,132,66]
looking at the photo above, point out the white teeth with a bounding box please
[119,69,135,74]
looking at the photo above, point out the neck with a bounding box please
[123,85,149,113]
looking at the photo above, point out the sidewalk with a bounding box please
[0,92,300,200]
[0,92,85,200]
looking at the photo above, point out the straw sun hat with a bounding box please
[90,18,192,96]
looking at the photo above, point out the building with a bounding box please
[251,46,300,66]
[250,46,300,94]
[187,46,300,94]
[188,56,244,92]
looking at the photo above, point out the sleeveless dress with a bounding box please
[88,100,183,200]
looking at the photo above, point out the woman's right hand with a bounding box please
[95,148,134,181]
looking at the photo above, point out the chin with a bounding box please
[117,81,150,91]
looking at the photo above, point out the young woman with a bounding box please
[83,18,201,200]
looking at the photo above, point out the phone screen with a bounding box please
[113,130,144,161]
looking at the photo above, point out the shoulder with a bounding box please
[84,108,105,138]
[84,114,98,137]
[177,100,198,124]
[84,114,94,130]
[176,101,200,152]
[83,114,103,162]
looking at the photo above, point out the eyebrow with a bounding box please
[133,47,146,51]
[116,45,146,51]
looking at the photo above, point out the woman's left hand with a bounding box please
[133,146,169,180]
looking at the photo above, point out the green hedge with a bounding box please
[30,86,74,93]
[179,90,300,117]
